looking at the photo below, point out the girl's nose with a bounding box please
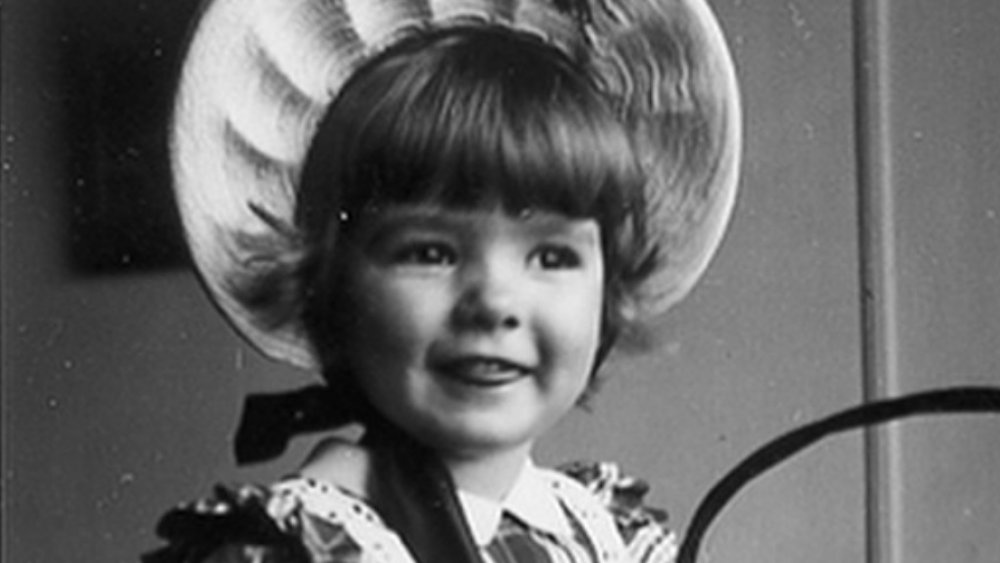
[452,266,523,332]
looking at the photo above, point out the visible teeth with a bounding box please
[444,358,523,382]
[468,360,505,374]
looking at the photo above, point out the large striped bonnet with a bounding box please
[172,0,742,370]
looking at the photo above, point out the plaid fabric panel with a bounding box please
[482,512,596,563]
[484,514,554,563]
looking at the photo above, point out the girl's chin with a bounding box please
[415,422,540,460]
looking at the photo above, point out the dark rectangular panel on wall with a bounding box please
[62,0,200,273]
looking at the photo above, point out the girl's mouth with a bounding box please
[435,356,532,387]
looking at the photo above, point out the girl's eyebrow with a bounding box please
[500,210,602,244]
[357,205,600,242]
[350,207,463,251]
[355,204,489,236]
[358,206,465,234]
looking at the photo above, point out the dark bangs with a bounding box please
[297,26,646,237]
[296,26,661,376]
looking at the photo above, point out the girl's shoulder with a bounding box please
[144,438,413,563]
[143,475,415,563]
[555,461,679,563]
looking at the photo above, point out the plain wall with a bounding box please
[874,1,1000,561]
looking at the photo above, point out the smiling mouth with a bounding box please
[436,357,532,387]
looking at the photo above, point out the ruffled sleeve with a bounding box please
[145,479,417,563]
[560,461,678,563]
[143,484,310,563]
[143,482,378,563]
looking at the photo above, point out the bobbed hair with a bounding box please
[241,26,661,396]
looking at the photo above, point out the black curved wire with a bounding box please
[676,386,1000,563]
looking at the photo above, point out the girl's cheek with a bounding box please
[355,277,441,347]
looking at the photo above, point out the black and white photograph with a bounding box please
[3,1,998,562]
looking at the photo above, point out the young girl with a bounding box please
[150,0,740,561]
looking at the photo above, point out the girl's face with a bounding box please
[338,203,604,460]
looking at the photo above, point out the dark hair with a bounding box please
[244,26,660,395]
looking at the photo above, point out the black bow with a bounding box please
[234,385,359,464]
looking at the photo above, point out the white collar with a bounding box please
[455,461,574,547]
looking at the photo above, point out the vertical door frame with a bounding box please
[854,1,900,562]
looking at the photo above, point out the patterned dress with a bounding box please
[146,461,676,563]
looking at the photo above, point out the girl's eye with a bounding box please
[533,245,582,270]
[392,242,457,266]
